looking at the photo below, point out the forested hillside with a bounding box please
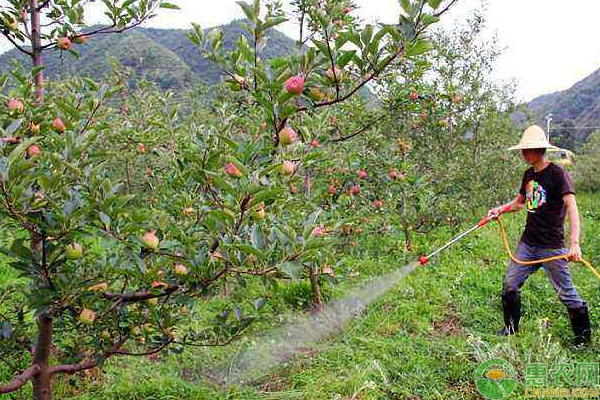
[525,67,600,150]
[0,20,295,90]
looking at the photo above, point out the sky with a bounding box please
[2,0,600,102]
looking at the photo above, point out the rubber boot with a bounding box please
[568,303,591,346]
[498,291,521,336]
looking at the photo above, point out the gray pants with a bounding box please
[502,240,585,309]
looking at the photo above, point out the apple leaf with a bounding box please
[279,261,303,279]
[5,118,22,136]
[237,1,257,23]
[253,298,267,311]
[159,2,180,9]
[427,0,443,9]
[251,225,265,250]
[259,17,287,33]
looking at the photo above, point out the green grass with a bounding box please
[3,193,600,400]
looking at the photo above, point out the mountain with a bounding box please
[0,20,377,106]
[525,67,600,150]
[0,20,296,91]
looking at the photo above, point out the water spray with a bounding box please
[209,203,600,386]
[212,206,513,385]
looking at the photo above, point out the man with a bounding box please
[488,125,591,345]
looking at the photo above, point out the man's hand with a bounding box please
[568,243,583,262]
[487,206,506,218]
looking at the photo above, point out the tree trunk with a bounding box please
[30,0,44,103]
[403,222,412,252]
[30,4,51,399]
[309,265,323,313]
[32,316,53,400]
[402,193,412,251]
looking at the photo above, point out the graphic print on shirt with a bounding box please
[525,180,546,212]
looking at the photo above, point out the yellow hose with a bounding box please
[495,216,600,282]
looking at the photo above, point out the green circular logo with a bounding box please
[475,358,517,399]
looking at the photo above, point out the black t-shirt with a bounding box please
[518,162,575,248]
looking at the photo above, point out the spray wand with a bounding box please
[418,204,511,266]
[417,205,600,284]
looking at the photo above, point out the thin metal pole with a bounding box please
[426,224,481,260]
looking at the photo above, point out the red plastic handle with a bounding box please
[477,204,512,227]
[419,255,429,265]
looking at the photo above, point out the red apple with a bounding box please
[350,185,360,196]
[358,170,367,179]
[151,281,168,289]
[2,137,20,144]
[409,91,419,101]
[7,99,24,114]
[284,75,305,95]
[278,126,297,146]
[79,309,96,325]
[224,162,243,178]
[57,37,72,50]
[311,226,326,237]
[141,230,159,250]
[281,160,296,175]
[65,242,83,259]
[174,263,189,276]
[26,144,41,157]
[326,66,343,82]
[52,117,66,133]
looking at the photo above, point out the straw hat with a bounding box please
[508,125,558,151]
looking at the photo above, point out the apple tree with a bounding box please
[1,0,180,102]
[184,0,459,307]
[359,12,519,250]
[0,0,460,398]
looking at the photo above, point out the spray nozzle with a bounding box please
[419,255,429,265]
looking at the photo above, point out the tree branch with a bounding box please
[434,0,459,18]
[0,365,41,393]
[36,0,51,10]
[101,285,179,302]
[326,122,374,144]
[49,336,128,375]
[111,338,174,356]
[1,32,33,56]
[295,0,457,114]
